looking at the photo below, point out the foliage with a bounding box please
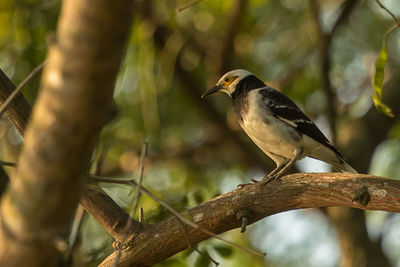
[1,0,400,266]
[372,33,394,117]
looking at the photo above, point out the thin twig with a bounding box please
[94,176,266,257]
[385,23,400,36]
[176,216,220,266]
[0,160,16,167]
[113,142,148,267]
[376,0,400,27]
[0,61,45,118]
[175,0,203,12]
[64,205,85,266]
[376,0,400,46]
[90,144,108,175]
[129,142,147,224]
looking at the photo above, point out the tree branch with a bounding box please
[80,182,141,242]
[0,69,32,136]
[0,61,44,121]
[0,0,135,265]
[99,173,400,266]
[93,176,265,258]
[0,67,137,244]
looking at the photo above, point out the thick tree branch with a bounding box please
[0,68,136,243]
[141,5,392,266]
[80,182,140,242]
[0,2,398,266]
[0,69,32,136]
[99,173,400,266]
[0,0,135,265]
[0,62,44,122]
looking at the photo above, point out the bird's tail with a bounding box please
[322,143,358,173]
[335,159,358,173]
[305,137,358,173]
[328,150,358,173]
[311,145,357,173]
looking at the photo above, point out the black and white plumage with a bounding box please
[202,69,356,184]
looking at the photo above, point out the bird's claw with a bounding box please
[261,173,282,186]
[237,178,261,189]
[237,174,284,188]
[236,183,248,189]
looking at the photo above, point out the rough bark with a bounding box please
[0,67,138,243]
[99,173,400,266]
[0,1,396,266]
[81,182,141,241]
[0,69,31,136]
[144,3,393,266]
[0,0,134,265]
[0,70,30,196]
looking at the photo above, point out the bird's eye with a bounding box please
[224,77,229,83]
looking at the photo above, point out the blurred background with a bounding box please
[1,0,400,266]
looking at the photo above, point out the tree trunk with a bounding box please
[0,0,134,265]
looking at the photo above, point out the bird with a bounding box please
[201,69,357,184]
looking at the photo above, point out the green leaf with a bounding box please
[372,43,394,117]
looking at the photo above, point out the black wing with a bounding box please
[258,87,345,158]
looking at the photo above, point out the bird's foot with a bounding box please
[261,173,282,186]
[236,183,247,189]
[237,178,261,189]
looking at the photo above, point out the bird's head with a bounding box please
[201,69,254,98]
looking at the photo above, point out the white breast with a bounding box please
[239,89,304,159]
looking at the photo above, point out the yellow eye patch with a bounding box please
[223,76,238,86]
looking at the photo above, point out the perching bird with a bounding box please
[202,69,356,184]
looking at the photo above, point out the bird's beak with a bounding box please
[201,85,222,98]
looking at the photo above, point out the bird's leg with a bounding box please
[248,166,281,184]
[263,163,286,180]
[259,158,289,183]
[262,148,303,185]
[237,151,299,188]
[260,167,284,184]
[237,164,283,188]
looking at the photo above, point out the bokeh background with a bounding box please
[1,0,400,266]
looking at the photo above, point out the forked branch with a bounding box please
[99,173,400,266]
